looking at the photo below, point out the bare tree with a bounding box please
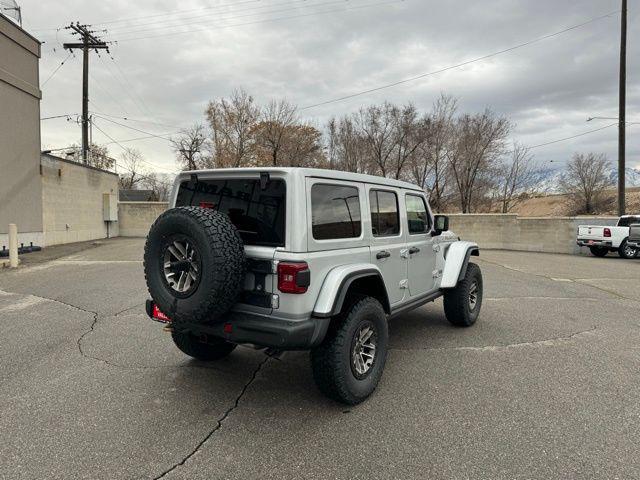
[391,104,428,180]
[65,143,115,170]
[205,88,259,167]
[252,99,298,166]
[326,116,371,173]
[140,172,174,201]
[118,148,145,189]
[560,153,613,214]
[171,124,207,170]
[447,109,510,213]
[356,102,398,177]
[423,94,457,211]
[496,143,539,213]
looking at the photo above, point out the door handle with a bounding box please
[376,251,391,260]
[409,247,420,255]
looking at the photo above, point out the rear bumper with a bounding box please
[145,300,329,350]
[577,239,612,248]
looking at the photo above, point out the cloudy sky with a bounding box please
[21,0,639,174]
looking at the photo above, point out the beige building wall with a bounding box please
[118,202,168,237]
[41,156,120,245]
[0,14,42,246]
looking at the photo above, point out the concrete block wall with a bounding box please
[118,202,168,237]
[41,157,120,246]
[448,214,619,255]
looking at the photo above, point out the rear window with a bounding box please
[618,216,640,227]
[311,184,361,240]
[175,178,286,247]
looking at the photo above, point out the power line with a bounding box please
[89,110,184,130]
[41,51,73,86]
[109,55,153,115]
[92,114,174,142]
[114,0,404,42]
[108,0,340,37]
[92,0,261,27]
[527,123,618,150]
[92,120,180,174]
[40,113,78,120]
[300,10,620,110]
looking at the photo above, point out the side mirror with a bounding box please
[433,215,449,236]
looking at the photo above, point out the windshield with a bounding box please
[175,178,286,247]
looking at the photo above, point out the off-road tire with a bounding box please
[310,297,388,405]
[444,262,483,327]
[589,246,609,257]
[618,239,637,259]
[144,206,245,325]
[172,331,236,361]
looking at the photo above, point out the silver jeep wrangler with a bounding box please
[144,168,482,404]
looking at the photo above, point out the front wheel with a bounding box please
[618,239,638,259]
[172,331,236,361]
[310,297,388,405]
[589,246,609,257]
[444,262,483,327]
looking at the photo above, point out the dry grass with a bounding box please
[510,188,640,217]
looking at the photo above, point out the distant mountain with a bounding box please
[531,166,640,194]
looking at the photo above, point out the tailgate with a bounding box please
[577,226,605,240]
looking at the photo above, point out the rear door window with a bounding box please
[369,190,400,237]
[175,178,286,247]
[311,184,361,240]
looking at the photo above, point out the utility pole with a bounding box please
[618,0,627,216]
[63,23,109,164]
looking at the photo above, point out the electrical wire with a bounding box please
[41,52,73,87]
[527,123,618,150]
[115,0,405,42]
[89,110,184,130]
[109,0,343,37]
[300,10,620,110]
[92,120,181,174]
[92,114,174,141]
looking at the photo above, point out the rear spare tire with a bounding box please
[144,206,245,325]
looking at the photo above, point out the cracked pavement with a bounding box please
[0,238,639,479]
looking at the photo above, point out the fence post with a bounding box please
[8,224,18,268]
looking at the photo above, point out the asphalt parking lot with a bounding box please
[1,238,639,479]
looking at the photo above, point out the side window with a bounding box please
[406,194,430,234]
[311,184,361,240]
[369,190,400,237]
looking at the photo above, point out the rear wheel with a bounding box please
[618,239,637,259]
[444,262,483,327]
[589,246,609,257]
[310,297,388,405]
[172,331,236,361]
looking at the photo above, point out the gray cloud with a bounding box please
[28,0,639,171]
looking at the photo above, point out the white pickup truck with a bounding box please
[577,215,640,258]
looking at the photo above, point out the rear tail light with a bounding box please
[199,201,216,209]
[277,262,310,294]
[604,228,611,238]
